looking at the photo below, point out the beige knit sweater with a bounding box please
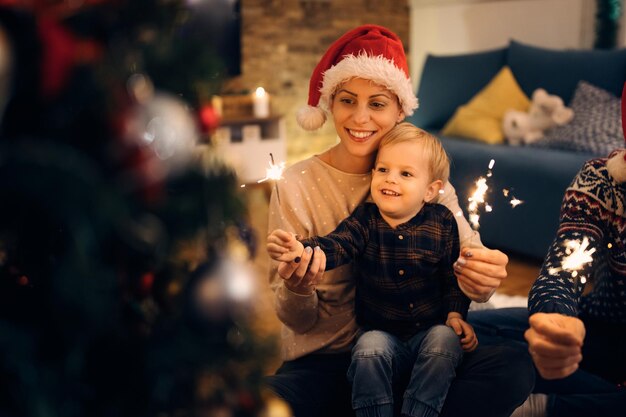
[267,156,482,361]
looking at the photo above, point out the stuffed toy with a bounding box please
[503,88,574,145]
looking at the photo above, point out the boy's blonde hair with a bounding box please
[378,122,450,183]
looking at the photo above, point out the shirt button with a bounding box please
[398,270,405,276]
[398,235,404,240]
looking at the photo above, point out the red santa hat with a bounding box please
[607,81,626,183]
[297,24,418,131]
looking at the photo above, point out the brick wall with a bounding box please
[225,0,410,163]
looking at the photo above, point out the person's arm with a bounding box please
[437,181,508,302]
[528,161,605,317]
[304,205,370,269]
[526,160,607,379]
[267,178,326,333]
[440,213,470,317]
[268,208,369,275]
[440,210,476,351]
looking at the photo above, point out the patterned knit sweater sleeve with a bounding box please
[529,153,626,321]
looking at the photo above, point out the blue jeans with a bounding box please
[265,340,533,417]
[469,307,626,417]
[347,326,463,417]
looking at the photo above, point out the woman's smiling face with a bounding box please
[330,77,404,159]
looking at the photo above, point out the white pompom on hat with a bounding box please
[607,81,626,183]
[297,24,418,131]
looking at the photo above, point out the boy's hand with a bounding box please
[267,229,305,262]
[446,313,478,352]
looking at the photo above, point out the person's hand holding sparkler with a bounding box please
[267,229,326,295]
[524,237,595,380]
[454,248,509,301]
[525,312,586,380]
[452,159,509,302]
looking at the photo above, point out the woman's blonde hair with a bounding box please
[378,122,450,183]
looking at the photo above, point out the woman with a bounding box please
[265,25,534,417]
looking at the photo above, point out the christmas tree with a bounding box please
[594,0,623,49]
[0,1,278,416]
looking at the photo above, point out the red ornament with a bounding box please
[37,17,103,99]
[139,272,155,296]
[199,105,221,135]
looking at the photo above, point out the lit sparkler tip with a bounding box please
[509,197,523,208]
[240,184,246,188]
[503,188,510,197]
[560,237,596,273]
[469,213,480,229]
[488,159,495,170]
[257,154,286,183]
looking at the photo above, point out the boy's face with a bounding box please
[371,141,442,227]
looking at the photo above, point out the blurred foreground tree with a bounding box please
[594,0,623,49]
[0,1,279,416]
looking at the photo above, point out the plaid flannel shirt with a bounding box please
[302,202,468,340]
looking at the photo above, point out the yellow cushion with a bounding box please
[442,66,530,144]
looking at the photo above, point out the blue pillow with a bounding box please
[408,47,506,130]
[530,81,623,156]
[507,40,626,104]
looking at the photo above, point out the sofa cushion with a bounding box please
[408,47,506,130]
[507,40,626,104]
[441,66,530,144]
[530,81,623,155]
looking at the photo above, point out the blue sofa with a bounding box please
[407,41,626,259]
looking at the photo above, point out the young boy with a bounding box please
[267,122,476,417]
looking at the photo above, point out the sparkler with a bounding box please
[257,153,285,204]
[467,159,495,242]
[548,237,596,288]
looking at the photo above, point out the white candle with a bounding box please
[253,87,270,118]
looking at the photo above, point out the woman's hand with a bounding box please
[446,313,479,352]
[276,246,326,295]
[453,247,508,302]
[525,312,585,380]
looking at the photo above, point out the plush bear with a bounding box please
[503,88,574,145]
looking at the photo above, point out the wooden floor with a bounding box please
[499,254,542,297]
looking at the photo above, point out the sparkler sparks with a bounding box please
[257,153,285,203]
[467,159,495,230]
[503,189,524,208]
[548,237,596,287]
